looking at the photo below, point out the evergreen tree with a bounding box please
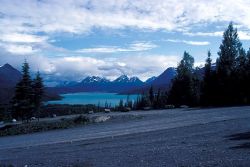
[32,71,44,120]
[234,48,248,104]
[118,99,124,110]
[154,89,164,109]
[216,22,243,105]
[104,100,108,108]
[135,93,151,109]
[153,89,159,108]
[149,86,154,106]
[245,49,250,103]
[205,51,212,79]
[168,51,196,106]
[201,51,215,105]
[12,60,34,121]
[192,67,202,105]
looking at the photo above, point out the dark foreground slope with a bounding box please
[1,106,250,166]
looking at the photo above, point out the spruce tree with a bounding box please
[216,22,243,105]
[12,60,34,121]
[118,99,124,110]
[32,71,44,120]
[201,51,215,106]
[235,48,248,104]
[246,49,250,103]
[168,51,196,106]
[149,86,154,106]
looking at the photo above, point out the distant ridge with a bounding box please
[120,67,177,94]
[0,63,22,88]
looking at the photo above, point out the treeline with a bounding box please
[169,23,250,107]
[131,23,250,109]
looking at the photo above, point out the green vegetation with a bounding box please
[11,60,44,122]
[0,164,14,167]
[0,115,89,137]
[200,23,250,106]
[168,51,197,106]
[40,104,105,117]
[168,22,250,107]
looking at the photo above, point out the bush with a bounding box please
[74,115,89,124]
[0,116,90,137]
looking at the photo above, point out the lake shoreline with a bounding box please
[47,92,138,107]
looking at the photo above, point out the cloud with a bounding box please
[77,42,157,53]
[238,31,250,40]
[0,0,250,56]
[1,0,250,35]
[0,43,39,55]
[165,39,210,46]
[0,33,48,43]
[2,0,250,84]
[51,54,179,81]
[0,50,179,83]
[185,31,250,41]
[184,31,223,37]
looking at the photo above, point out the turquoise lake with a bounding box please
[47,92,138,107]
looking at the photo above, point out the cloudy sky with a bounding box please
[1,0,250,84]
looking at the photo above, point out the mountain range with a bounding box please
[0,63,177,103]
[52,67,176,94]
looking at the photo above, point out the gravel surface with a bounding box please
[1,106,250,167]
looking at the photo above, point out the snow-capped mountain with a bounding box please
[113,75,143,83]
[129,77,143,83]
[120,68,177,94]
[57,81,79,87]
[81,76,110,84]
[113,75,130,83]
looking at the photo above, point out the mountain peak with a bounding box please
[0,63,22,88]
[113,75,143,83]
[129,76,143,83]
[2,63,14,70]
[113,75,129,82]
[150,67,177,86]
[81,76,110,83]
[145,76,157,83]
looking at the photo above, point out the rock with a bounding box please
[31,117,36,120]
[94,116,110,123]
[88,110,94,114]
[143,107,151,110]
[104,109,111,113]
[165,105,175,109]
[123,107,131,112]
[180,105,189,108]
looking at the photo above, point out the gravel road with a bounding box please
[1,106,250,167]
